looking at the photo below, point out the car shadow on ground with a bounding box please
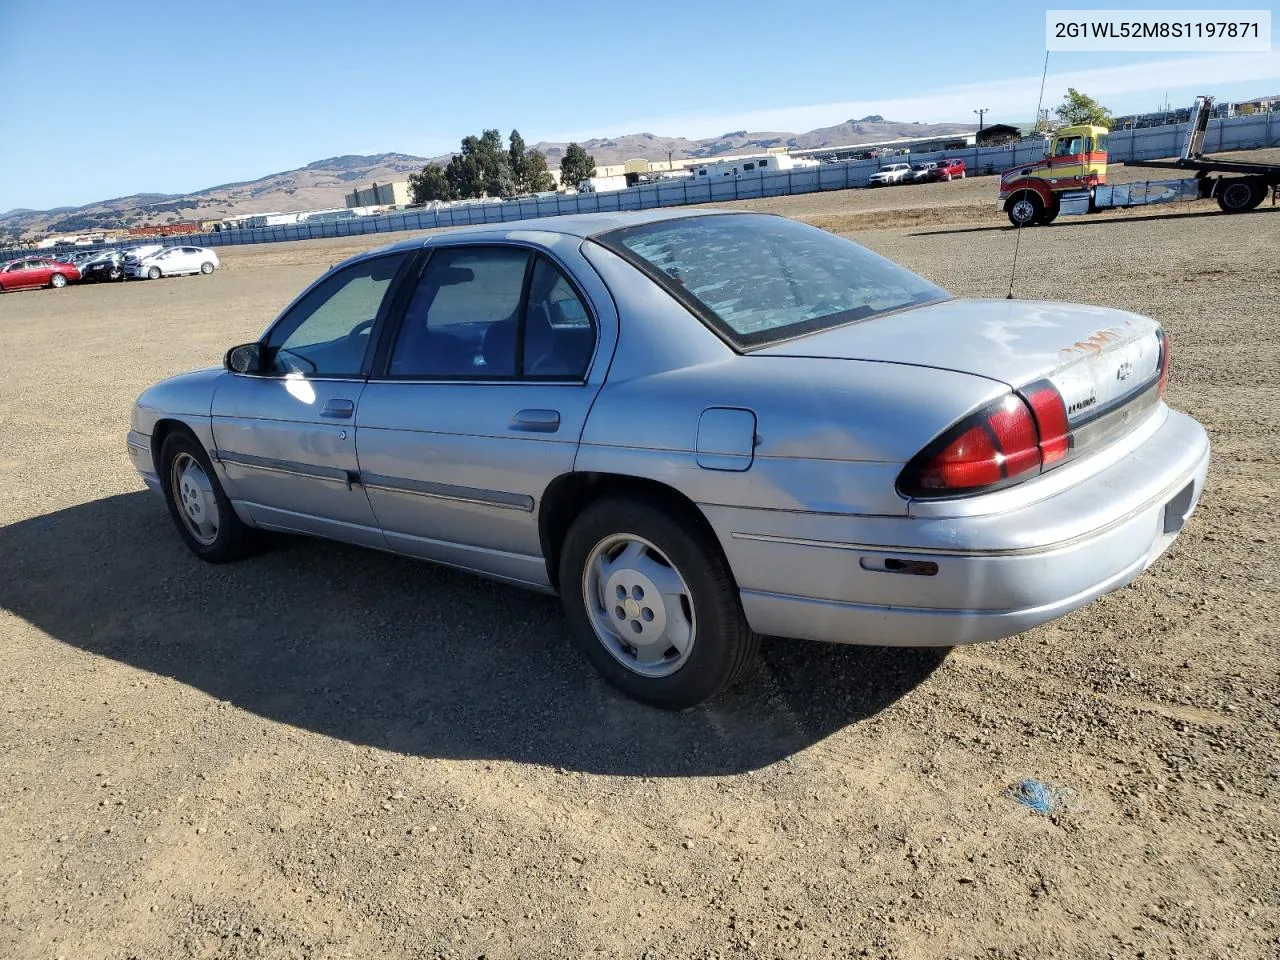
[1,492,947,776]
[913,204,1280,237]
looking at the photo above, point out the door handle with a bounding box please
[320,398,355,419]
[510,409,560,433]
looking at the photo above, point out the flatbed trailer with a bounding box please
[998,96,1280,226]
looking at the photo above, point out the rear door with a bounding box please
[355,240,611,587]
[177,247,202,273]
[28,260,53,286]
[210,250,414,547]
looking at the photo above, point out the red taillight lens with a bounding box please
[900,384,1078,499]
[926,423,1003,490]
[902,394,1042,496]
[986,397,1041,476]
[1157,329,1171,398]
[1025,382,1070,464]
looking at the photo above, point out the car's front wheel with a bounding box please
[559,496,760,709]
[1007,191,1042,227]
[147,266,161,280]
[159,430,256,563]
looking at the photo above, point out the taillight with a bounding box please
[1157,328,1171,398]
[899,383,1074,499]
[1024,381,1070,464]
[899,393,1042,497]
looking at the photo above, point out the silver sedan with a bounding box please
[127,210,1210,708]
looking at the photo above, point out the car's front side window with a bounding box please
[263,252,410,377]
[388,246,531,378]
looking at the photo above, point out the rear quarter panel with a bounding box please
[576,242,1004,517]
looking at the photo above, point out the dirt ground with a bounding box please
[1,176,1277,960]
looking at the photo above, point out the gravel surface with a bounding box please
[1,179,1277,960]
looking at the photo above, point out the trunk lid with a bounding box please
[754,297,1163,428]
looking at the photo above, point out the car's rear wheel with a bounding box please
[1007,191,1042,227]
[159,430,256,563]
[559,496,759,709]
[49,273,68,288]
[147,266,161,280]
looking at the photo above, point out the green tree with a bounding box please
[408,163,455,203]
[446,129,511,198]
[509,129,557,194]
[1054,88,1113,128]
[521,149,557,193]
[508,129,529,189]
[559,143,597,190]
[412,128,561,202]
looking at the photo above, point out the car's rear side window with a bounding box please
[595,213,947,349]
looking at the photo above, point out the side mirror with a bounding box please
[225,342,263,374]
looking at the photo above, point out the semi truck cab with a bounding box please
[998,124,1109,226]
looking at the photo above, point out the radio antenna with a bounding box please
[1007,50,1052,299]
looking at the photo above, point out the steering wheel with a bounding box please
[347,318,376,342]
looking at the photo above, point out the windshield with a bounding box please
[596,213,948,348]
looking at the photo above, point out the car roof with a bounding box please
[361,208,740,260]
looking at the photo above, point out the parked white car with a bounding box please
[126,246,220,280]
[868,163,913,186]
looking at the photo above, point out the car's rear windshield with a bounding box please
[594,213,948,348]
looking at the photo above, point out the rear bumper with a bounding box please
[705,408,1210,647]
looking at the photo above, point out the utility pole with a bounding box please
[973,107,988,133]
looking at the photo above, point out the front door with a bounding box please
[211,250,412,548]
[2,261,30,288]
[356,244,607,587]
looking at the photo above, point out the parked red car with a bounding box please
[0,257,82,291]
[936,158,966,181]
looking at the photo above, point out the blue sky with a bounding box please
[1,0,1276,211]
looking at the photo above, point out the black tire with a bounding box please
[200,261,215,275]
[1216,178,1264,213]
[558,496,760,709]
[147,265,161,280]
[1006,190,1042,227]
[158,429,256,563]
[49,273,68,288]
[1036,199,1060,225]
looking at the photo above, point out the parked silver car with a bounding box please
[127,210,1209,707]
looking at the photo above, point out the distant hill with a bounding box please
[530,117,976,166]
[2,120,978,239]
[0,153,430,240]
